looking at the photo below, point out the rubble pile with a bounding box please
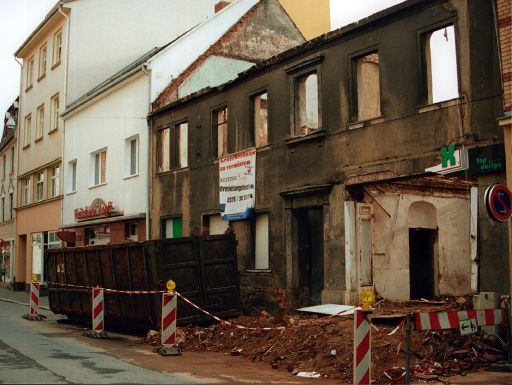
[140,297,508,383]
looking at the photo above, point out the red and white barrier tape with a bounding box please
[175,291,286,331]
[48,282,165,294]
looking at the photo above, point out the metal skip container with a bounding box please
[45,235,240,329]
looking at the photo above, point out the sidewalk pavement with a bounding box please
[0,287,49,309]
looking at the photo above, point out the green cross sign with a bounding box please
[441,144,456,168]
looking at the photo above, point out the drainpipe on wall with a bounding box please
[58,3,70,235]
[142,63,151,241]
[12,56,22,290]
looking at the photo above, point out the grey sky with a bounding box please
[1,0,410,115]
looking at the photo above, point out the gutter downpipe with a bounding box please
[142,63,151,240]
[58,3,70,234]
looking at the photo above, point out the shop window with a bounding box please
[250,92,268,148]
[352,51,381,121]
[36,104,44,139]
[87,226,110,245]
[125,136,138,177]
[295,72,319,136]
[125,223,138,241]
[53,29,62,66]
[26,56,34,90]
[50,93,59,132]
[50,165,60,197]
[38,43,47,79]
[47,231,61,249]
[36,171,44,201]
[157,127,170,172]
[202,214,228,235]
[23,114,31,147]
[420,24,459,104]
[91,148,107,186]
[162,217,182,238]
[254,214,269,269]
[211,107,228,159]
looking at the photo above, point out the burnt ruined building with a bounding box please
[149,0,508,311]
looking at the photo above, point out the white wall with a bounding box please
[62,74,149,226]
[148,0,259,102]
[364,191,471,300]
[66,0,217,104]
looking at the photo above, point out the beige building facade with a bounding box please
[278,0,330,39]
[0,99,18,287]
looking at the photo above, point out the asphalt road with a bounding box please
[0,300,199,384]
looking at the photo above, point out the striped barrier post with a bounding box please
[21,282,44,321]
[155,292,181,356]
[85,287,107,338]
[414,309,507,331]
[354,310,371,385]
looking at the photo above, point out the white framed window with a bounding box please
[53,29,63,66]
[50,165,60,197]
[90,148,107,187]
[1,154,5,181]
[9,191,13,219]
[0,196,4,222]
[23,177,31,205]
[36,104,44,139]
[36,171,44,201]
[124,136,138,177]
[26,56,34,89]
[38,43,47,78]
[10,146,14,173]
[67,160,76,193]
[254,214,269,269]
[47,231,61,249]
[23,114,31,147]
[50,93,59,132]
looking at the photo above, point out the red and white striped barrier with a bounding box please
[414,309,506,331]
[85,288,107,338]
[162,293,177,346]
[21,282,44,321]
[30,282,40,316]
[92,288,105,333]
[155,293,181,356]
[354,310,371,385]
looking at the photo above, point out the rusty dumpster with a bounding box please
[45,235,240,329]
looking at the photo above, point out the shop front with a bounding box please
[61,198,146,246]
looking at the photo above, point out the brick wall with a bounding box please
[497,0,512,113]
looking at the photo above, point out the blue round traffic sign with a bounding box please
[484,184,512,222]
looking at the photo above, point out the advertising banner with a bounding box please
[219,148,256,221]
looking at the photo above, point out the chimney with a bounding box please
[215,0,231,13]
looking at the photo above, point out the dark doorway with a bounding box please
[409,228,436,299]
[295,207,324,305]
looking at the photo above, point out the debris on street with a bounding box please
[139,296,508,384]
